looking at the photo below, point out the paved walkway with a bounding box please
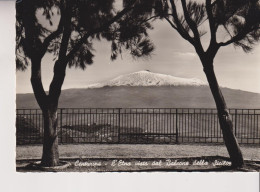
[16,144,260,161]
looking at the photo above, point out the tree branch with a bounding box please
[180,0,205,53]
[164,16,177,30]
[142,14,172,23]
[218,26,258,47]
[206,0,217,43]
[40,1,65,56]
[30,56,47,111]
[57,10,71,59]
[49,0,73,101]
[168,0,194,45]
[164,15,195,46]
[180,0,200,39]
[41,19,63,55]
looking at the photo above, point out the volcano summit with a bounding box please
[86,70,207,88]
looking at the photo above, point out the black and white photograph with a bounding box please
[12,0,260,173]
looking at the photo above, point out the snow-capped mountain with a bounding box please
[17,70,260,109]
[86,70,207,88]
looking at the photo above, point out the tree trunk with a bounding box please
[41,107,59,167]
[30,56,60,167]
[203,63,244,168]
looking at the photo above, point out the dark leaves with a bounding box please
[17,0,156,71]
[16,51,30,71]
[186,1,206,26]
[135,38,155,57]
[85,50,94,64]
[213,0,260,52]
[16,58,28,71]
[68,42,94,70]
[74,0,114,31]
[154,0,169,18]
[107,7,155,61]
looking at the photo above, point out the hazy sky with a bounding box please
[11,1,260,93]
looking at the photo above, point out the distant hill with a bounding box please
[16,71,260,109]
[16,86,260,109]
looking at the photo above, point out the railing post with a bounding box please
[118,108,121,143]
[60,108,63,144]
[176,109,179,144]
[234,109,237,136]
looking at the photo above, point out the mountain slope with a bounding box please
[17,86,260,109]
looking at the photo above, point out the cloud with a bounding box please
[173,52,197,57]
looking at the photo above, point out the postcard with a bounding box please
[12,0,260,173]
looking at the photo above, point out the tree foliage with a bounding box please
[16,0,156,71]
[143,0,260,54]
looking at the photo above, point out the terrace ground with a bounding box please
[16,143,260,160]
[16,143,260,172]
